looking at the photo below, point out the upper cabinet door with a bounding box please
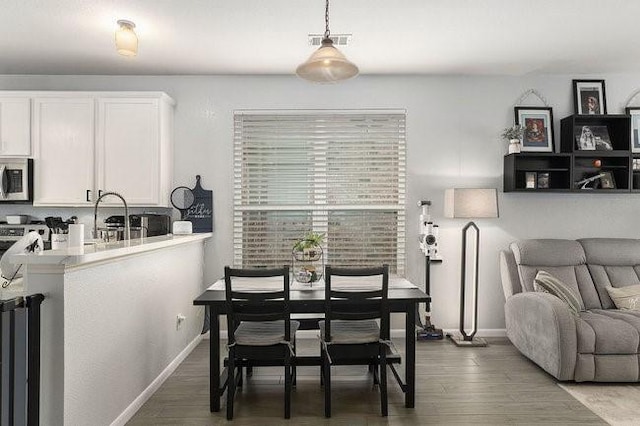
[0,97,31,156]
[96,98,161,206]
[33,98,95,206]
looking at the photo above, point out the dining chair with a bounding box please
[319,264,390,417]
[224,265,299,420]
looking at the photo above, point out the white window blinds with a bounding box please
[233,110,406,275]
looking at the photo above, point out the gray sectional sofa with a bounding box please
[500,238,640,382]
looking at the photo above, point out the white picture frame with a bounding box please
[626,107,640,153]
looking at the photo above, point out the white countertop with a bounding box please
[11,233,212,268]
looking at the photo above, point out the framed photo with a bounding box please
[514,107,554,152]
[537,172,550,189]
[626,107,640,153]
[573,79,607,115]
[525,172,537,189]
[575,125,612,151]
[600,171,616,189]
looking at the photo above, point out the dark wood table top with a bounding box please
[194,286,430,306]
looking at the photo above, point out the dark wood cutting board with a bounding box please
[183,175,213,233]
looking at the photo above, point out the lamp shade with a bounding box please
[296,39,359,83]
[444,188,498,219]
[115,20,138,57]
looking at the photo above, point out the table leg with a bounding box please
[405,303,416,408]
[210,313,221,412]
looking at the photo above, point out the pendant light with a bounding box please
[296,0,359,83]
[115,20,138,57]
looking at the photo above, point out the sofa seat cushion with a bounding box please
[577,310,640,355]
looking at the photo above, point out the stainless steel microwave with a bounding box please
[0,158,33,202]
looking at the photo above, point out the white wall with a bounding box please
[2,73,640,331]
[64,242,205,425]
[23,239,206,425]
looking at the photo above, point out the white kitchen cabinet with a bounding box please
[33,97,95,206]
[0,97,31,156]
[32,92,174,207]
[96,96,173,206]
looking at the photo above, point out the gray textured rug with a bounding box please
[559,383,640,425]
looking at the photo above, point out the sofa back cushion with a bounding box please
[510,239,601,309]
[579,238,640,309]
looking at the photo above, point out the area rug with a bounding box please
[559,383,640,425]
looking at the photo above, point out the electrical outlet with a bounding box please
[176,314,186,330]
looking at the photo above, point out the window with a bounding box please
[233,110,406,275]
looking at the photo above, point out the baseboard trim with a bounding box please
[110,333,204,426]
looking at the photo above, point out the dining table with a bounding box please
[193,276,430,413]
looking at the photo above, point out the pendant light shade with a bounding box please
[296,0,358,83]
[296,38,359,83]
[115,20,138,57]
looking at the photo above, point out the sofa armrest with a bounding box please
[500,249,522,298]
[505,292,577,380]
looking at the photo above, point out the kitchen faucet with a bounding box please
[93,191,131,241]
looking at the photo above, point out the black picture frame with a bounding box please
[573,79,607,115]
[537,172,550,189]
[600,171,616,189]
[514,106,554,152]
[574,125,612,151]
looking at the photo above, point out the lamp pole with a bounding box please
[443,188,498,347]
[459,221,480,341]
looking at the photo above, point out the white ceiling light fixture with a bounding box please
[296,0,359,83]
[115,20,138,57]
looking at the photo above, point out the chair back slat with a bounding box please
[330,290,382,300]
[224,266,291,345]
[326,266,387,277]
[324,264,390,342]
[229,290,285,301]
[331,310,381,321]
[227,267,287,278]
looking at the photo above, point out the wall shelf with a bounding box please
[504,114,635,193]
[504,153,571,192]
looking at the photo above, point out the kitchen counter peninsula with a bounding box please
[14,233,211,269]
[11,233,212,426]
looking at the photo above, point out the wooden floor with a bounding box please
[126,337,605,425]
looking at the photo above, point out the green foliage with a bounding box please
[293,232,325,251]
[501,125,524,140]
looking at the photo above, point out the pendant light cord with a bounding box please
[324,0,331,39]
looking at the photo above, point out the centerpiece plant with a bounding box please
[292,232,325,261]
[292,232,325,284]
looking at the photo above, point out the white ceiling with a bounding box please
[3,0,640,76]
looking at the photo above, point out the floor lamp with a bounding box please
[444,188,499,347]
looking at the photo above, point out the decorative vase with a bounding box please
[508,139,521,154]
